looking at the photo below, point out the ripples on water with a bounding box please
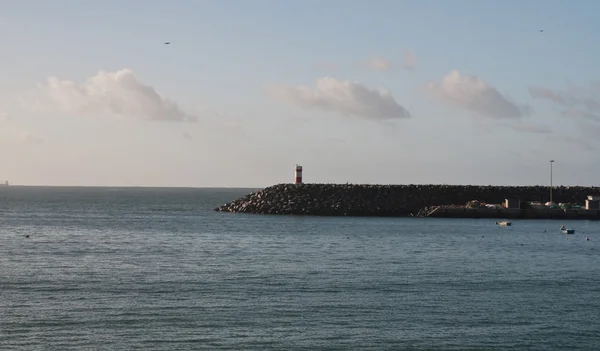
[1,187,600,350]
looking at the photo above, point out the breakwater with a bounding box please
[214,183,600,217]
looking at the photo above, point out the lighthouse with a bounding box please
[294,165,303,184]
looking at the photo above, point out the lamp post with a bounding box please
[550,160,554,203]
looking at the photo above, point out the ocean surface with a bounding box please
[1,186,599,350]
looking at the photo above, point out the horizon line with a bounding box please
[1,183,600,189]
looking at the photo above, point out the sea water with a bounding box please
[1,187,599,350]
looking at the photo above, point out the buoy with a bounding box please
[586,236,590,241]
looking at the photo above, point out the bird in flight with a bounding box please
[539,29,544,32]
[164,42,171,45]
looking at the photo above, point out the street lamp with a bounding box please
[550,160,554,203]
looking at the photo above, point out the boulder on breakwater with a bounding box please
[213,183,600,217]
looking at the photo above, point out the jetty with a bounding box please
[214,183,600,220]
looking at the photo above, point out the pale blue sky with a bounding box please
[1,0,600,187]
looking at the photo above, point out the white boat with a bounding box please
[496,221,512,226]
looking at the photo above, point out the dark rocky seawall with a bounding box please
[214,183,600,216]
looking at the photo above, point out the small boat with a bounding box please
[560,225,574,234]
[495,221,512,226]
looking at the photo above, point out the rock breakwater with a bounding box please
[214,183,600,217]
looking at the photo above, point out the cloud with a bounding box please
[509,122,553,134]
[529,83,600,121]
[267,77,410,120]
[506,150,523,157]
[323,137,347,145]
[426,70,530,119]
[575,122,600,149]
[366,51,417,71]
[314,62,339,72]
[17,131,44,145]
[559,136,595,150]
[402,50,418,71]
[41,69,196,122]
[528,86,565,104]
[563,107,600,121]
[368,57,392,71]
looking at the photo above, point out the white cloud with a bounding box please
[17,131,44,145]
[268,77,411,120]
[0,111,8,121]
[426,70,529,119]
[529,83,600,121]
[368,57,392,71]
[402,50,418,71]
[41,69,196,122]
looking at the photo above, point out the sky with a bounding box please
[2,0,600,187]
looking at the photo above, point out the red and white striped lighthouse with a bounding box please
[294,164,303,184]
